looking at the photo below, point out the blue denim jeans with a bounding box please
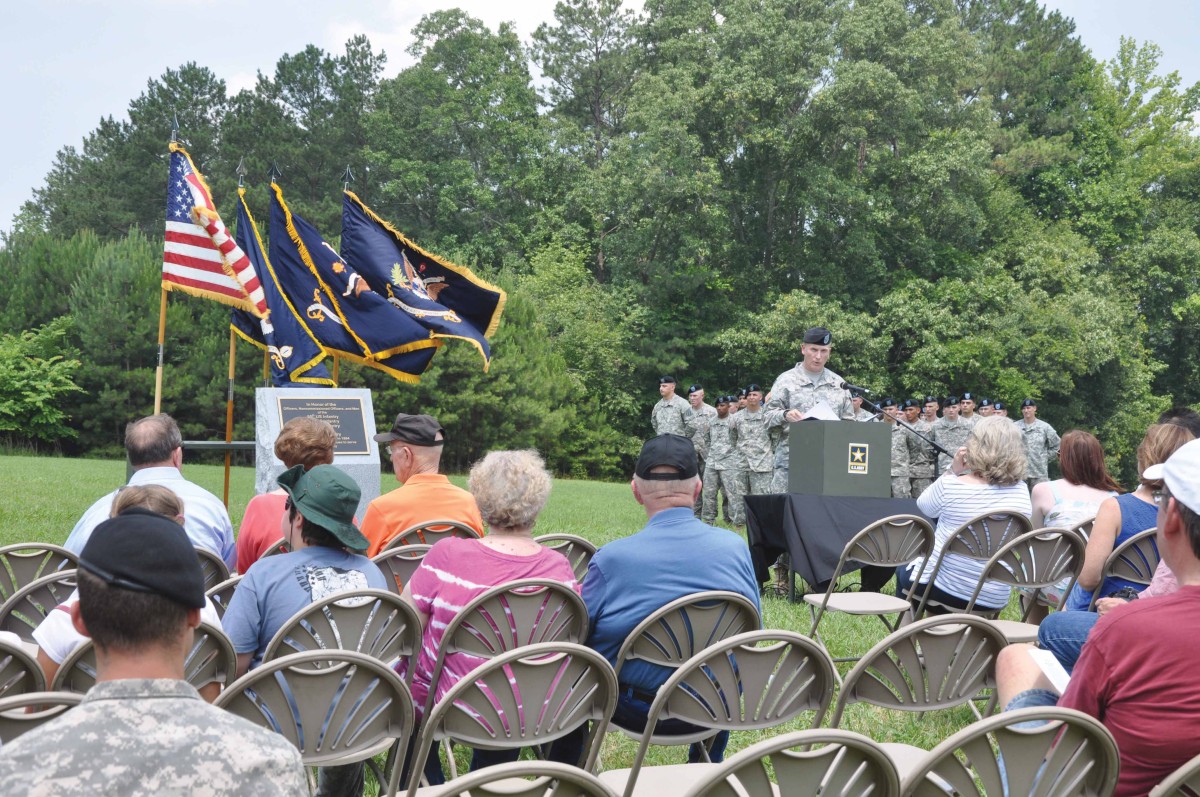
[1036,610,1099,674]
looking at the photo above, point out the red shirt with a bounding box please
[235,492,288,574]
[1060,586,1200,797]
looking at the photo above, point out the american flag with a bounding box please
[163,145,268,317]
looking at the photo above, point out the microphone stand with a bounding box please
[855,392,950,459]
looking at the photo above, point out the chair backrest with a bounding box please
[1151,751,1200,797]
[205,574,243,620]
[422,578,589,718]
[262,537,290,558]
[0,569,78,641]
[1066,516,1096,544]
[613,590,761,681]
[1088,527,1160,610]
[535,534,599,580]
[903,706,1119,797]
[417,760,618,797]
[829,614,1009,729]
[0,636,46,697]
[384,519,482,550]
[0,543,78,605]
[194,546,231,592]
[964,527,1086,619]
[399,642,617,797]
[215,649,414,768]
[53,620,236,694]
[623,631,837,795]
[0,691,83,745]
[814,515,934,615]
[260,588,421,676]
[911,511,1032,617]
[371,544,432,595]
[680,729,901,797]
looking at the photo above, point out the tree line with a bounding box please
[2,0,1198,482]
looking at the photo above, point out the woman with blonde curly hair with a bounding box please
[895,416,1033,613]
[401,449,577,784]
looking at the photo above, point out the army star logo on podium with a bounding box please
[848,443,869,474]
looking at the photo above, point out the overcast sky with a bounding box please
[1,0,1197,235]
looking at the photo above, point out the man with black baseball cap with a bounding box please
[361,412,483,555]
[763,326,855,493]
[0,511,306,795]
[567,434,760,765]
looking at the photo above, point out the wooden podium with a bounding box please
[787,420,891,498]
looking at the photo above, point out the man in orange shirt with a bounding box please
[361,413,484,556]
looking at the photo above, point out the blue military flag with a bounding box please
[229,191,334,387]
[267,183,438,383]
[340,191,505,369]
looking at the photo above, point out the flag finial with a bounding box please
[268,161,282,183]
[236,157,247,188]
[170,111,180,144]
[342,165,354,191]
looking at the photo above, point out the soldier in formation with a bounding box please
[700,396,747,529]
[686,384,718,517]
[1015,398,1061,489]
[880,398,911,498]
[932,395,973,474]
[651,376,694,437]
[731,385,775,498]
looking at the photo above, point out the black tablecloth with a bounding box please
[744,494,929,587]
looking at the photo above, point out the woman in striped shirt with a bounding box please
[895,416,1032,612]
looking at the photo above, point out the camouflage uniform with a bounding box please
[1016,418,1061,486]
[651,395,694,437]
[764,365,855,493]
[0,679,307,796]
[932,416,973,474]
[701,414,748,525]
[906,418,938,496]
[889,422,911,498]
[689,403,718,516]
[731,407,775,496]
[852,407,876,422]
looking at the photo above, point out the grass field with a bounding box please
[1,453,992,782]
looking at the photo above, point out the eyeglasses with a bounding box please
[1152,490,1164,505]
[284,497,293,511]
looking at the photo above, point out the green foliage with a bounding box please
[0,318,83,449]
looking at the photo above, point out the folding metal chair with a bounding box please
[911,511,1032,620]
[535,534,599,580]
[418,760,617,797]
[383,520,482,551]
[205,574,243,620]
[194,546,231,592]
[372,544,433,595]
[0,543,78,605]
[0,635,46,697]
[1152,750,1200,797]
[0,691,82,745]
[1086,527,1160,610]
[0,570,78,641]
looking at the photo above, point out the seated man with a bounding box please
[223,463,388,797]
[0,509,306,795]
[559,434,761,764]
[995,438,1200,797]
[361,412,484,555]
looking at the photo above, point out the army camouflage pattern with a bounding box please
[0,679,307,797]
[852,407,876,422]
[651,394,694,437]
[688,403,718,460]
[746,471,773,495]
[1016,418,1061,480]
[906,418,937,479]
[932,416,973,474]
[764,365,855,491]
[703,464,747,526]
[704,413,743,471]
[888,423,911,498]
[730,408,774,473]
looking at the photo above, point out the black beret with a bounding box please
[881,398,897,408]
[979,398,993,407]
[737,388,748,398]
[687,384,702,395]
[923,395,939,405]
[994,401,1006,410]
[961,392,975,401]
[78,507,206,609]
[715,395,730,405]
[942,395,960,407]
[746,384,763,393]
[902,399,919,409]
[635,434,699,481]
[803,327,832,345]
[659,375,676,385]
[1022,398,1037,408]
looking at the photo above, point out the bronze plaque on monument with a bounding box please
[276,396,371,456]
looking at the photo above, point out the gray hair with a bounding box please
[468,450,552,531]
[125,414,183,467]
[965,416,1026,486]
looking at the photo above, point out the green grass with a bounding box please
[2,453,999,780]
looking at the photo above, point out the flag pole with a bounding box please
[223,327,237,507]
[153,287,168,413]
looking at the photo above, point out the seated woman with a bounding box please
[1031,430,1121,529]
[895,416,1032,614]
[401,450,577,784]
[34,485,224,699]
[235,416,336,574]
[1062,423,1193,611]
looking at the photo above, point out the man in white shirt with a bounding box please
[63,414,235,569]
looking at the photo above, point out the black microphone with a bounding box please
[840,381,872,394]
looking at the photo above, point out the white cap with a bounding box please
[1142,438,1200,515]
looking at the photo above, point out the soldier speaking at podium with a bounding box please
[763,326,855,494]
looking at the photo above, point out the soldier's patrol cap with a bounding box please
[803,327,832,345]
[659,375,677,385]
[923,395,939,405]
[1022,398,1037,408]
[961,392,975,401]
[881,398,897,408]
[942,395,960,407]
[746,383,763,394]
[78,507,206,609]
[375,413,446,446]
[687,384,702,395]
[635,434,699,481]
[902,398,919,409]
[994,401,1006,410]
[979,398,993,408]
